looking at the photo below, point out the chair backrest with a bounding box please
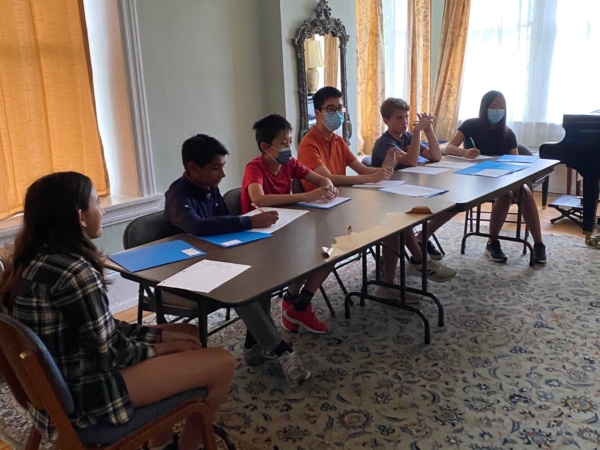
[291,179,305,194]
[223,188,242,215]
[517,143,533,155]
[123,211,177,249]
[0,313,83,446]
[362,155,373,167]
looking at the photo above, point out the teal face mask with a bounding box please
[324,111,345,131]
[487,109,505,124]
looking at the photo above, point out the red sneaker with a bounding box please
[280,296,294,312]
[280,314,299,332]
[283,305,327,334]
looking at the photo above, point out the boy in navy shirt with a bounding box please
[165,134,310,387]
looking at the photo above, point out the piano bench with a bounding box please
[548,195,600,227]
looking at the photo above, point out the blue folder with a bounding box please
[497,154,539,163]
[196,230,272,247]
[454,160,528,175]
[417,155,429,164]
[109,240,205,272]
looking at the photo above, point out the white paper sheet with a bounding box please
[380,184,447,197]
[296,196,351,209]
[352,180,405,188]
[158,260,251,293]
[446,154,494,161]
[473,169,512,178]
[399,166,449,175]
[427,161,477,170]
[243,207,308,233]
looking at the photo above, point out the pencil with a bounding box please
[251,203,265,213]
[469,137,476,149]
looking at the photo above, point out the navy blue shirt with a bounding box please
[164,175,252,236]
[371,131,427,169]
[458,118,518,156]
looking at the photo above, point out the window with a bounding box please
[382,0,409,100]
[458,0,600,146]
[0,0,160,245]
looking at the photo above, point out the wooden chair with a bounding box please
[123,211,235,345]
[0,313,218,450]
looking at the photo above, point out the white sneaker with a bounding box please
[373,285,421,305]
[279,351,310,387]
[407,258,456,282]
[243,344,278,366]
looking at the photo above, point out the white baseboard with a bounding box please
[106,270,139,315]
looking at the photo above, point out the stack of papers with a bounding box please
[427,161,476,170]
[380,184,448,198]
[352,180,405,189]
[399,166,449,175]
[446,154,494,161]
[296,196,351,209]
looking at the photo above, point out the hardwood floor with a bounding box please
[0,192,594,450]
[451,191,592,239]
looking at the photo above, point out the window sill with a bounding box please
[0,194,163,246]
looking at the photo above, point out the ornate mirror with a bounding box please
[292,0,351,146]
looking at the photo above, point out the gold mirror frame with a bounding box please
[292,0,351,146]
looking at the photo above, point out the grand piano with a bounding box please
[540,114,600,234]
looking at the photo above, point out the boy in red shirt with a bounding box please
[241,114,337,334]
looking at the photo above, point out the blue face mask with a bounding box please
[270,146,292,165]
[324,111,345,131]
[487,109,505,124]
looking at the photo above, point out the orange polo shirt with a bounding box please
[297,126,357,191]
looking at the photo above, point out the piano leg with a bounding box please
[581,175,600,235]
[542,177,549,209]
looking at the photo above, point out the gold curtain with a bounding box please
[323,35,339,88]
[431,0,471,140]
[355,0,385,154]
[408,0,431,124]
[0,0,109,220]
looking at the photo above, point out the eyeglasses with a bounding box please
[321,105,346,114]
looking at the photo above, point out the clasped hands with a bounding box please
[306,184,339,202]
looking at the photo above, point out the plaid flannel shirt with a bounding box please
[12,252,161,438]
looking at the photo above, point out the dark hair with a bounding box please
[252,114,292,151]
[478,90,508,132]
[380,97,410,119]
[1,172,106,309]
[313,86,343,111]
[181,134,229,168]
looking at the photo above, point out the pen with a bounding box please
[469,137,476,149]
[251,203,265,213]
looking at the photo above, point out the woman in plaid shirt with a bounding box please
[0,172,235,450]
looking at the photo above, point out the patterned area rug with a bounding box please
[1,221,599,449]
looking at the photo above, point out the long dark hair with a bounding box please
[0,172,106,309]
[478,90,508,135]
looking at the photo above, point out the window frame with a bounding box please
[0,0,160,247]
